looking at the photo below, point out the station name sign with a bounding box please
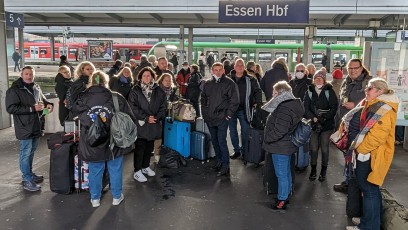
[219,1,309,24]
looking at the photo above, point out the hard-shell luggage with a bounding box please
[263,152,296,195]
[190,131,210,162]
[195,117,216,158]
[74,155,89,191]
[243,128,265,166]
[49,142,76,194]
[295,145,310,171]
[164,118,191,157]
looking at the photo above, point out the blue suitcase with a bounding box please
[190,131,209,162]
[164,118,191,157]
[295,145,309,170]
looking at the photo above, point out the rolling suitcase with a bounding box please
[263,152,296,195]
[195,117,216,158]
[190,131,210,162]
[74,155,89,191]
[295,145,310,171]
[164,118,191,157]
[49,142,76,194]
[243,128,265,166]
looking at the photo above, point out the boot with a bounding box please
[318,166,327,182]
[309,165,317,181]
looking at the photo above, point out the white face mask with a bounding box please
[295,72,305,79]
[316,84,323,89]
[182,66,188,70]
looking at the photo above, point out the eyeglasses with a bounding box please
[296,70,304,73]
[348,66,361,71]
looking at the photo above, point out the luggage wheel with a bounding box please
[201,161,205,164]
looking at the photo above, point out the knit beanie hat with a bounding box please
[332,69,343,79]
[313,70,326,81]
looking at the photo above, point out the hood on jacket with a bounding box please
[367,93,399,112]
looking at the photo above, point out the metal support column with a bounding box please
[179,25,185,65]
[303,26,316,65]
[0,0,12,129]
[50,36,55,61]
[18,28,24,68]
[188,27,193,65]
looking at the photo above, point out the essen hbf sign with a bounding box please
[219,1,310,24]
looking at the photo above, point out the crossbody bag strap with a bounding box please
[112,93,120,113]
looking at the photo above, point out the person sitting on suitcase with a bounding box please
[201,62,239,177]
[128,67,167,182]
[6,66,54,192]
[74,71,135,207]
[227,58,262,160]
[262,81,304,211]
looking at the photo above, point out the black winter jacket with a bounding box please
[303,83,339,132]
[69,75,89,117]
[133,60,152,78]
[128,82,167,141]
[289,77,312,101]
[74,86,135,162]
[55,73,73,125]
[6,78,53,140]
[109,76,133,99]
[186,71,202,103]
[263,99,304,155]
[201,75,239,127]
[260,63,288,101]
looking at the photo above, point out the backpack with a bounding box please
[308,90,329,101]
[110,93,137,150]
[291,118,312,147]
[87,113,110,147]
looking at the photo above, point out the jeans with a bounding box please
[19,138,39,182]
[356,158,381,230]
[208,120,230,167]
[271,153,292,201]
[88,156,123,200]
[133,138,154,171]
[228,110,250,154]
[310,129,332,167]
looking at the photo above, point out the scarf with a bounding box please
[161,85,173,100]
[141,81,154,103]
[261,90,295,113]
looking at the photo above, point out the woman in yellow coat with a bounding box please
[346,78,399,230]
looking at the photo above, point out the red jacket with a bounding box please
[176,68,190,96]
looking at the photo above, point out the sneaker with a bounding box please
[230,152,241,159]
[22,180,41,192]
[112,193,124,205]
[334,181,348,193]
[271,200,287,211]
[346,226,360,230]
[133,170,147,182]
[32,174,44,183]
[90,199,100,208]
[351,217,361,225]
[142,167,156,177]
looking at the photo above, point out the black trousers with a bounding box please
[133,138,154,172]
[14,61,20,71]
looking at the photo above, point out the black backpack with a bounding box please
[87,114,109,147]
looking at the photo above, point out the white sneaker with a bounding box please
[133,170,147,182]
[112,193,124,206]
[142,167,156,177]
[346,226,359,230]
[90,199,100,208]
[351,217,361,225]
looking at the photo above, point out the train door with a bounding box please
[23,47,30,59]
[242,49,256,62]
[30,46,39,59]
[256,50,273,73]
[273,50,291,71]
[68,48,77,60]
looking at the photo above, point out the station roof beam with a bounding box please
[333,14,351,26]
[195,13,204,24]
[65,13,85,22]
[149,13,163,23]
[26,13,48,22]
[106,13,124,23]
[380,14,396,27]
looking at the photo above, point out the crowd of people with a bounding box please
[6,51,402,230]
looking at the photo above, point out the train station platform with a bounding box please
[0,125,407,230]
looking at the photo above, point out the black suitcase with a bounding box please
[263,152,296,195]
[49,142,76,194]
[243,128,265,166]
[346,177,363,217]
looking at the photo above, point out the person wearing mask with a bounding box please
[176,61,191,97]
[186,64,203,117]
[74,71,135,208]
[55,65,73,126]
[303,70,338,182]
[128,67,167,183]
[6,66,54,192]
[331,69,344,99]
[306,63,316,79]
[262,81,304,210]
[345,78,398,230]
[228,59,262,159]
[260,58,289,101]
[201,62,239,177]
[333,59,372,193]
[289,63,312,101]
[109,66,133,100]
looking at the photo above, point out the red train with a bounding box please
[16,42,153,62]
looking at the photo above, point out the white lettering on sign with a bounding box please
[225,5,262,17]
[266,4,289,17]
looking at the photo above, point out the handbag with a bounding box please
[330,123,348,153]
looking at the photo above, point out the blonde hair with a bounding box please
[87,71,109,88]
[157,73,175,88]
[255,63,264,76]
[58,65,70,74]
[114,66,133,80]
[369,77,394,94]
[273,81,292,94]
[295,63,308,75]
[74,61,95,79]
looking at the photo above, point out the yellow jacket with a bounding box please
[356,93,399,186]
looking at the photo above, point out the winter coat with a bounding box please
[186,71,202,103]
[69,75,89,117]
[128,82,167,141]
[289,77,312,101]
[303,83,338,132]
[330,78,343,99]
[176,68,190,97]
[6,78,53,140]
[74,86,135,162]
[229,70,262,123]
[55,73,73,125]
[133,60,152,78]
[108,65,120,78]
[260,62,289,101]
[201,75,239,127]
[12,52,21,62]
[262,99,304,155]
[356,94,398,186]
[109,76,133,99]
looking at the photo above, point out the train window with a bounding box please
[206,51,219,62]
[69,49,77,54]
[140,49,148,57]
[259,52,272,61]
[40,49,47,55]
[275,52,288,62]
[24,49,28,54]
[54,49,58,54]
[312,53,323,64]
[249,52,255,61]
[333,53,347,65]
[242,51,247,60]
[225,51,238,60]
[293,52,304,63]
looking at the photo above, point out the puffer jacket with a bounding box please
[356,94,399,186]
[289,77,312,101]
[6,78,53,140]
[74,86,135,162]
[69,75,89,117]
[260,62,288,101]
[262,99,304,155]
[128,82,167,141]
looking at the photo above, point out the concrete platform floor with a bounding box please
[0,126,406,230]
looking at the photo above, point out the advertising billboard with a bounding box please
[88,40,113,60]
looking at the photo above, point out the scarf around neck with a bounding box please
[141,81,154,103]
[262,90,295,113]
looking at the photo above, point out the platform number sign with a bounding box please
[5,11,25,28]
